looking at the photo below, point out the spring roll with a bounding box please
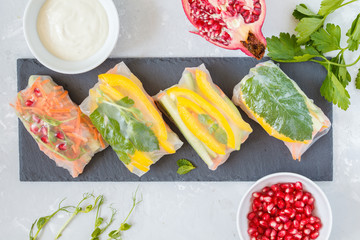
[154,64,252,170]
[12,76,106,177]
[232,61,331,160]
[80,62,183,176]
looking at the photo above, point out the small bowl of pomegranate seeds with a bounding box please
[237,172,332,240]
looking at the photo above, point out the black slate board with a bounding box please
[17,58,333,181]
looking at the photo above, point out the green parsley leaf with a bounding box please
[332,55,351,87]
[293,4,321,20]
[266,33,318,61]
[177,159,194,167]
[116,96,135,108]
[177,159,196,175]
[120,223,132,231]
[318,0,345,16]
[311,23,341,53]
[320,71,350,110]
[346,13,360,51]
[177,165,196,175]
[295,17,324,44]
[356,68,360,89]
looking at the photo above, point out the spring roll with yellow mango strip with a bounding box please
[154,64,252,170]
[80,62,183,176]
[232,61,331,160]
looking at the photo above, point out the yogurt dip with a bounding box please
[37,0,109,61]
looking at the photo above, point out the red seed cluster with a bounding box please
[247,182,322,240]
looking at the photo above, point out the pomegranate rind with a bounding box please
[182,0,267,59]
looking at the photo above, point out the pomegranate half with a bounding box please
[182,0,267,59]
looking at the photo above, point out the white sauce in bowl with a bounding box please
[37,0,109,61]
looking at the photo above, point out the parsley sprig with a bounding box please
[267,0,360,110]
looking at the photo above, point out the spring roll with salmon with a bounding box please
[12,76,106,177]
[154,64,252,170]
[80,62,183,176]
[232,61,331,160]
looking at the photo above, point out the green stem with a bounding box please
[311,54,360,67]
[339,0,359,9]
[54,211,77,240]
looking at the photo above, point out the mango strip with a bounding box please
[99,83,124,101]
[177,104,226,155]
[98,74,175,153]
[195,70,252,132]
[167,87,235,149]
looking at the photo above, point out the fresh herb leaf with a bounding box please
[198,114,213,125]
[128,121,159,152]
[177,158,194,167]
[91,196,117,240]
[356,68,360,89]
[241,63,314,141]
[120,223,132,231]
[177,159,196,175]
[346,13,360,51]
[295,17,324,44]
[318,0,345,16]
[108,188,142,240]
[116,96,135,108]
[214,127,228,145]
[311,23,342,53]
[327,55,352,87]
[177,165,196,175]
[293,4,321,20]
[266,33,318,62]
[320,71,351,110]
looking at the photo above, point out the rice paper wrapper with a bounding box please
[232,60,331,160]
[154,64,252,170]
[80,62,183,177]
[12,75,106,178]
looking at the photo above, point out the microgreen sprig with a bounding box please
[29,199,74,240]
[90,197,117,240]
[107,189,142,240]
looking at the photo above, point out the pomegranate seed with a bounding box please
[262,237,270,240]
[310,231,319,239]
[262,187,270,193]
[265,228,271,237]
[303,237,310,240]
[57,143,67,150]
[309,216,316,224]
[253,218,260,226]
[295,207,304,213]
[284,236,293,240]
[285,194,293,203]
[284,221,292,230]
[280,183,290,189]
[295,214,302,221]
[294,191,303,201]
[262,213,270,221]
[25,100,34,106]
[301,219,309,226]
[275,216,281,223]
[313,222,322,230]
[267,190,275,196]
[253,192,262,198]
[34,88,42,97]
[304,205,312,216]
[248,227,257,236]
[293,220,300,228]
[269,220,278,229]
[303,228,311,235]
[277,223,284,231]
[266,203,275,212]
[271,184,280,192]
[279,215,289,223]
[257,210,264,217]
[270,229,277,238]
[258,226,265,234]
[276,191,285,198]
[260,220,268,228]
[308,197,315,205]
[278,230,286,237]
[270,207,278,216]
[277,200,285,209]
[288,228,298,235]
[41,136,49,143]
[293,233,302,240]
[248,212,256,220]
[40,126,48,136]
[264,196,272,202]
[56,131,65,140]
[30,124,39,134]
[306,224,315,231]
[285,187,294,194]
[294,182,303,190]
[294,201,305,208]
[32,114,41,123]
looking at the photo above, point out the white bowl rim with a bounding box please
[23,0,119,74]
[236,172,333,240]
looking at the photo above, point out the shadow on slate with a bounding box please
[17,58,333,182]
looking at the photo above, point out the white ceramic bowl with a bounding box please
[23,0,119,74]
[237,172,332,240]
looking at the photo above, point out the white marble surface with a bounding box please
[1,0,360,239]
